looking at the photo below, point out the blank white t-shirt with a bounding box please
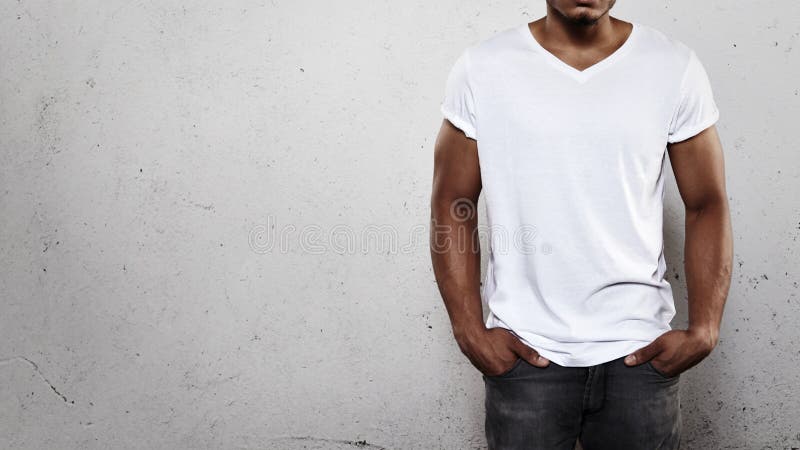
[440,21,720,367]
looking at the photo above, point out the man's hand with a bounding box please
[623,328,717,377]
[455,327,551,376]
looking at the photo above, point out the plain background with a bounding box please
[1,1,798,449]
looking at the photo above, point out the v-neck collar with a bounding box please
[519,21,640,84]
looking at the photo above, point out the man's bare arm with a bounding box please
[430,120,484,339]
[625,125,732,375]
[430,120,549,376]
[668,125,733,348]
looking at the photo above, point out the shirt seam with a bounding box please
[667,49,695,138]
[463,46,478,139]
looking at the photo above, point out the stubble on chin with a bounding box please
[549,0,616,26]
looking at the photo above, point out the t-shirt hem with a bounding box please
[667,108,719,144]
[486,314,669,367]
[533,344,650,368]
[440,104,477,140]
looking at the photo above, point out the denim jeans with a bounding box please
[483,355,681,450]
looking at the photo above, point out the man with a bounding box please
[429,1,733,449]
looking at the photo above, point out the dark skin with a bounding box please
[430,0,733,378]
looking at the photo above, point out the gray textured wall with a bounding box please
[1,1,798,449]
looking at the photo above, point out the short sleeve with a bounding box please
[667,50,720,144]
[440,48,477,140]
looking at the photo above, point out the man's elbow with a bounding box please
[684,192,730,222]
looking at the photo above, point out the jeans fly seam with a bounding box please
[582,367,595,411]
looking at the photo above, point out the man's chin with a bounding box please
[564,2,616,25]
[568,7,607,24]
[573,15,600,25]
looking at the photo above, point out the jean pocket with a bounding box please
[646,360,679,379]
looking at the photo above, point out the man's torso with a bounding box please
[464,22,696,366]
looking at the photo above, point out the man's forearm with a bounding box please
[430,198,485,340]
[684,198,733,348]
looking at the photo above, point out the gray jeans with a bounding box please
[483,355,681,450]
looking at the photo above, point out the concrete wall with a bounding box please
[1,1,798,448]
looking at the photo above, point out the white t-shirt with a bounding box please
[440,21,720,367]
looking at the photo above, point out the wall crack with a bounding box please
[269,436,389,449]
[0,356,75,405]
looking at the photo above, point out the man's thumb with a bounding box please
[625,344,657,366]
[511,338,550,367]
